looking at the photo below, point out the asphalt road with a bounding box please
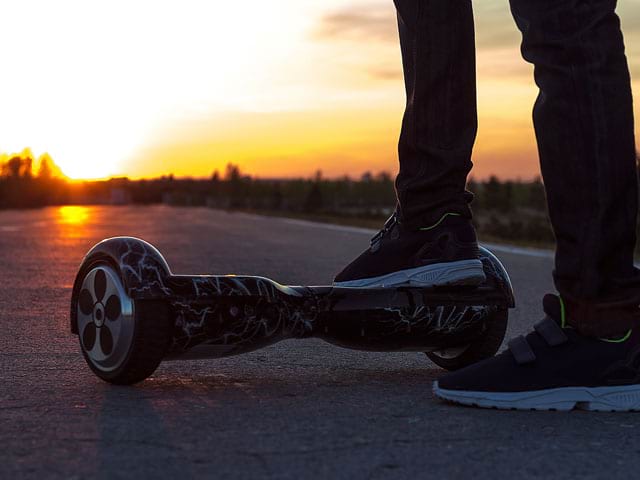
[1,205,639,480]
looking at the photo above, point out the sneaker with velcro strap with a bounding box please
[433,294,640,411]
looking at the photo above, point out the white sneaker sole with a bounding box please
[433,381,640,412]
[334,259,486,288]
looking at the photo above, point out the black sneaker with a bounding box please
[433,294,640,411]
[333,212,485,288]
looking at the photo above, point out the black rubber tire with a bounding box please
[425,307,508,371]
[80,300,173,385]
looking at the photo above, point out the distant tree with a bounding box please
[270,183,283,210]
[1,151,34,179]
[483,176,502,211]
[210,169,221,199]
[225,163,241,182]
[224,163,247,208]
[481,176,513,212]
[3,157,22,178]
[38,159,52,179]
[37,153,58,179]
[0,149,40,207]
[375,171,392,183]
[503,181,513,212]
[526,176,547,210]
[304,183,323,212]
[304,171,324,212]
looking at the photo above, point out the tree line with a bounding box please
[0,150,68,208]
[2,149,640,251]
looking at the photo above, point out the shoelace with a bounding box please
[370,213,398,249]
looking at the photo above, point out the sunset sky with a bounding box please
[2,0,640,180]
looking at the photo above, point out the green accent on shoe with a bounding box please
[418,213,462,232]
[601,329,633,343]
[558,295,633,343]
[559,296,567,329]
[559,295,632,343]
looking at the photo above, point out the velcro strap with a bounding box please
[508,336,536,365]
[534,316,568,347]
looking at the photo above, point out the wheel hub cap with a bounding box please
[77,266,134,372]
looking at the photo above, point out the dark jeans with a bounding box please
[393,0,640,303]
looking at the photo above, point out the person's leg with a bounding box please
[333,0,484,287]
[433,0,640,411]
[394,0,477,228]
[511,0,640,336]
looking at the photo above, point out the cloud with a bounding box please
[314,5,397,43]
[313,1,640,83]
[315,2,521,49]
[367,66,403,80]
[313,2,525,82]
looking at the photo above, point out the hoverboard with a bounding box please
[70,237,514,384]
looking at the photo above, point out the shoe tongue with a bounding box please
[542,294,563,324]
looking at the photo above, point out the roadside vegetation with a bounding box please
[2,149,639,253]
